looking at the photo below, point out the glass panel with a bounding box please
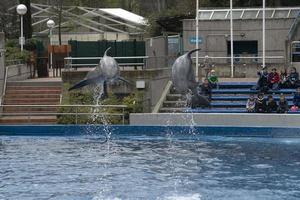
[211,11,227,20]
[199,11,212,20]
[274,10,289,18]
[227,11,243,19]
[257,10,273,18]
[243,10,259,19]
[289,10,300,18]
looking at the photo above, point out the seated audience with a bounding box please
[277,94,289,113]
[208,70,219,89]
[293,87,300,107]
[255,93,267,113]
[286,67,300,88]
[266,95,278,113]
[200,79,212,101]
[246,94,256,113]
[268,68,280,90]
[279,69,288,89]
[256,68,269,92]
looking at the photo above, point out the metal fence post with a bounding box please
[75,107,78,124]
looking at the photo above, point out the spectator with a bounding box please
[287,67,300,88]
[268,68,280,90]
[208,70,219,89]
[279,69,288,89]
[200,79,212,101]
[246,94,256,113]
[256,68,269,92]
[266,95,278,113]
[255,93,267,113]
[290,105,299,112]
[277,94,289,113]
[293,87,300,107]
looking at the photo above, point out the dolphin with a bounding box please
[171,49,201,94]
[69,47,130,91]
[171,48,210,108]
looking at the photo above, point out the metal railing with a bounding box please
[0,104,128,124]
[64,56,149,70]
[0,66,8,106]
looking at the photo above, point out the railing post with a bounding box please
[75,106,78,124]
[122,107,125,125]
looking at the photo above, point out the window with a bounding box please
[227,41,258,55]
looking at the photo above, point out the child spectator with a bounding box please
[266,95,278,113]
[256,68,269,92]
[268,68,280,90]
[287,67,300,88]
[279,69,288,89]
[208,70,219,89]
[293,87,300,107]
[255,93,267,113]
[277,94,289,113]
[200,79,212,101]
[246,94,256,113]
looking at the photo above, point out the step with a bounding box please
[3,107,59,113]
[6,86,62,91]
[5,94,61,99]
[212,89,296,94]
[217,82,256,89]
[212,96,294,101]
[163,101,186,108]
[0,116,57,124]
[6,90,62,95]
[7,81,62,87]
[4,98,60,104]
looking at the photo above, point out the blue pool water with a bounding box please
[1,126,300,199]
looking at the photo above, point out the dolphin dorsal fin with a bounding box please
[104,47,111,57]
[187,48,201,57]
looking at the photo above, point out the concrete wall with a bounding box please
[6,64,32,82]
[0,33,5,97]
[62,68,171,112]
[183,18,300,77]
[145,36,168,69]
[130,113,300,128]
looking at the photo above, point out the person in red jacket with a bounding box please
[268,68,280,90]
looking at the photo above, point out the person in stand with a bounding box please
[286,67,300,88]
[246,94,256,113]
[268,68,280,90]
[279,69,288,89]
[255,93,267,113]
[277,94,289,113]
[256,68,269,92]
[200,78,212,101]
[293,87,300,107]
[208,70,219,89]
[266,95,278,113]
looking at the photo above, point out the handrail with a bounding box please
[152,81,173,113]
[64,56,149,60]
[0,66,8,106]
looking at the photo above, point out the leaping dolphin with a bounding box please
[171,48,210,108]
[69,47,129,91]
[172,49,201,94]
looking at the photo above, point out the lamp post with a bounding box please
[47,19,55,70]
[195,0,199,82]
[16,4,27,52]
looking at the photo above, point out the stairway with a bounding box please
[0,80,62,124]
[159,82,297,113]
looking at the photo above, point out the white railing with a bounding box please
[64,56,149,69]
[0,104,128,124]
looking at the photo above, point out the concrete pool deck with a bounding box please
[130,113,300,128]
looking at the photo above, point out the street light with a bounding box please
[47,19,55,69]
[16,4,27,52]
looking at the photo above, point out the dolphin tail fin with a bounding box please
[118,77,133,85]
[104,47,112,56]
[68,79,94,91]
[187,48,201,57]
